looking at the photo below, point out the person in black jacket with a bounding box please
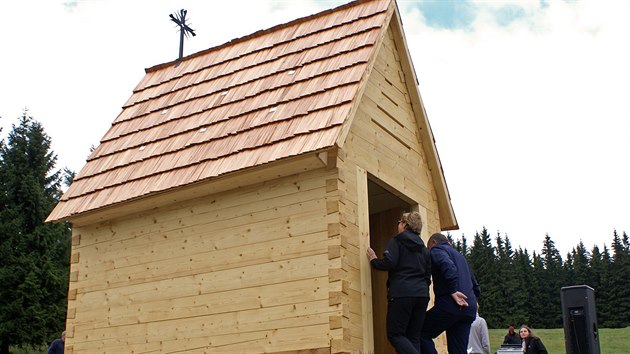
[366,211,431,354]
[503,325,521,345]
[519,325,548,354]
[420,232,481,354]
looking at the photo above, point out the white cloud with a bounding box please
[403,0,630,254]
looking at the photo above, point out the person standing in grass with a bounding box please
[503,325,521,345]
[468,309,490,354]
[519,325,548,354]
[47,331,65,354]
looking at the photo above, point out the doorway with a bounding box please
[367,178,412,354]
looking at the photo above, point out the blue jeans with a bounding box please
[420,306,474,354]
[387,297,430,354]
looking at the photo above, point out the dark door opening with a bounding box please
[367,179,412,354]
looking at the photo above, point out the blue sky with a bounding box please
[407,0,532,30]
[412,0,477,29]
[1,0,629,255]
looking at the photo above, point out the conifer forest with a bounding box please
[448,228,630,329]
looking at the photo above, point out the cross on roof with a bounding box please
[169,9,196,66]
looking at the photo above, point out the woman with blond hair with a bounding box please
[366,211,431,354]
[519,325,548,354]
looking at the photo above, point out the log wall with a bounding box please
[65,168,345,353]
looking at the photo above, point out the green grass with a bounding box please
[8,344,46,354]
[10,328,630,353]
[490,327,630,354]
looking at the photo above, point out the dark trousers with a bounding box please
[387,297,430,354]
[420,306,474,354]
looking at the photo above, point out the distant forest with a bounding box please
[446,228,630,329]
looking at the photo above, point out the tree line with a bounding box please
[447,227,630,329]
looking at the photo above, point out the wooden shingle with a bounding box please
[48,0,392,222]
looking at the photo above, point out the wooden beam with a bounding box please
[356,166,374,353]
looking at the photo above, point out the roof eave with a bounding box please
[46,149,333,226]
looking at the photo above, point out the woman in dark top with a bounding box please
[366,211,431,354]
[519,325,548,354]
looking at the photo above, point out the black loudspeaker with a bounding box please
[561,285,600,354]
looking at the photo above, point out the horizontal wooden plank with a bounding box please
[363,79,413,129]
[76,253,331,312]
[71,323,333,353]
[74,168,335,247]
[358,91,418,153]
[74,282,336,333]
[345,103,435,198]
[77,205,328,274]
[369,64,409,105]
[344,130,432,206]
[77,230,330,298]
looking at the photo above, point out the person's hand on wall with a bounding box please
[366,247,377,261]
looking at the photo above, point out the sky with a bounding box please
[1,0,628,256]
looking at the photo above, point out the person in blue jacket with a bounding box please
[420,233,480,354]
[47,331,65,354]
[366,211,431,354]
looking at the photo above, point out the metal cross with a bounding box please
[169,9,196,66]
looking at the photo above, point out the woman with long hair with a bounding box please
[519,325,548,354]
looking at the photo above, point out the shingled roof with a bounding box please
[47,0,455,226]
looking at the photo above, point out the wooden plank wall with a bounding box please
[336,26,445,352]
[345,26,441,235]
[64,167,346,353]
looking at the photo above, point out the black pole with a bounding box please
[178,28,184,63]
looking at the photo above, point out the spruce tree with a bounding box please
[588,244,609,326]
[564,251,574,285]
[598,245,614,327]
[608,230,630,327]
[529,252,546,327]
[0,112,71,353]
[494,233,521,328]
[512,248,533,327]
[451,234,469,257]
[468,228,501,327]
[571,241,590,286]
[460,234,469,257]
[539,234,563,327]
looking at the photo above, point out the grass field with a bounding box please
[490,327,630,354]
[11,327,630,353]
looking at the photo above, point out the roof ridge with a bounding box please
[125,21,382,109]
[143,0,377,74]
